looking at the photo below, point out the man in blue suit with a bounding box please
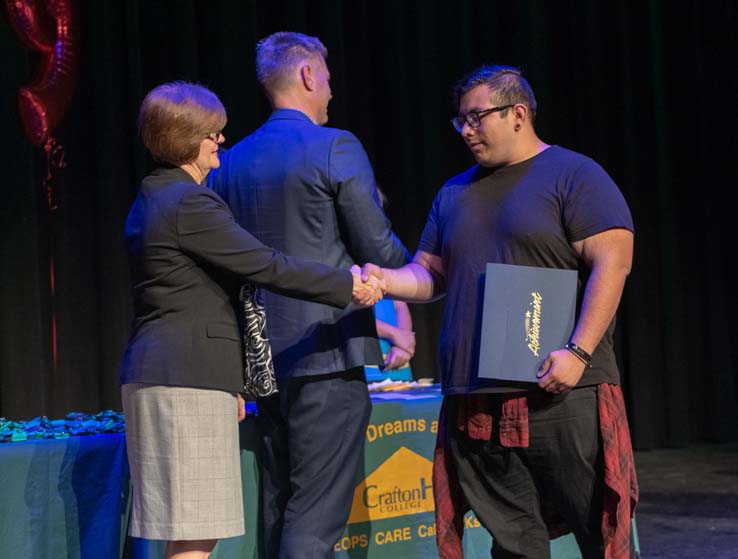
[209,32,410,559]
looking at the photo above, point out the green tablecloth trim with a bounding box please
[0,410,125,443]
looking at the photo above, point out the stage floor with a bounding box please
[633,443,738,559]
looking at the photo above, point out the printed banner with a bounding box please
[335,392,492,558]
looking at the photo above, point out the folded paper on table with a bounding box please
[478,263,577,383]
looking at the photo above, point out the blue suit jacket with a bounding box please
[210,109,410,378]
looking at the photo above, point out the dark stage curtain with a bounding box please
[1,1,735,449]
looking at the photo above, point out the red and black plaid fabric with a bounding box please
[599,384,639,558]
[433,385,638,559]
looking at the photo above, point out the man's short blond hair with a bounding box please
[256,32,328,95]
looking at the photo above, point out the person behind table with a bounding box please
[120,81,382,559]
[369,65,637,558]
[365,187,415,382]
[208,31,410,558]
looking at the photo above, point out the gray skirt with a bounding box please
[122,384,245,541]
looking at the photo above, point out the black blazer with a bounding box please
[210,109,410,378]
[120,167,352,393]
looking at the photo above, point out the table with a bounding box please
[134,387,632,558]
[0,388,638,558]
[0,433,129,558]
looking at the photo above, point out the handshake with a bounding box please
[350,264,386,307]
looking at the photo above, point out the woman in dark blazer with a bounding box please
[120,82,379,559]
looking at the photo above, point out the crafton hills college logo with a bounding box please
[347,447,434,524]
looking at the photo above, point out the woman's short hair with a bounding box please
[138,81,227,166]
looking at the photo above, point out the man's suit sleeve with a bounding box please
[176,188,353,308]
[329,131,411,268]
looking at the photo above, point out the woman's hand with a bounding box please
[350,265,385,306]
[237,393,247,422]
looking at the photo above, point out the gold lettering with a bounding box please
[402,418,418,431]
[364,418,429,442]
[464,514,481,528]
[526,292,542,357]
[417,522,437,538]
[375,528,412,545]
[334,534,369,551]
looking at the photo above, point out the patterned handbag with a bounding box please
[239,283,277,398]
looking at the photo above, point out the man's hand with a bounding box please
[237,393,247,422]
[390,328,415,355]
[360,263,385,285]
[361,253,443,303]
[385,346,412,370]
[350,265,384,306]
[536,348,587,394]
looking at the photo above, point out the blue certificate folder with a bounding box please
[478,263,578,383]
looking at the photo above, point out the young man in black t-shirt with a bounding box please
[368,66,637,558]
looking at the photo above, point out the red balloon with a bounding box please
[3,0,79,146]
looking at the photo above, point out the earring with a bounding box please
[514,123,521,131]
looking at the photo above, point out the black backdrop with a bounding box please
[1,1,736,449]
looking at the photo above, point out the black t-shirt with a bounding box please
[418,146,634,395]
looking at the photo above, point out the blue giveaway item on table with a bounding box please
[478,263,577,382]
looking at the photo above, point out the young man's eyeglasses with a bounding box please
[451,105,514,133]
